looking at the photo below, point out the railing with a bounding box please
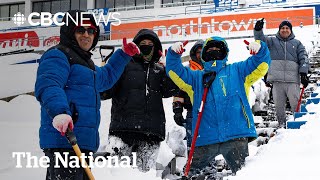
[109,4,154,12]
[161,0,209,8]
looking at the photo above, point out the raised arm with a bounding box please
[166,42,198,94]
[96,38,140,92]
[236,40,271,88]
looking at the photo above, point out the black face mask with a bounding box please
[139,45,154,56]
[204,50,226,62]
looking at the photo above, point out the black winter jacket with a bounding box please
[103,58,178,142]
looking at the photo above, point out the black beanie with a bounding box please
[279,20,292,31]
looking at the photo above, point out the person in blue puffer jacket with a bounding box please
[34,10,140,180]
[166,36,271,177]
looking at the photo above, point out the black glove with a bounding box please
[173,101,184,126]
[265,81,273,88]
[300,73,309,88]
[254,18,264,31]
[174,113,185,126]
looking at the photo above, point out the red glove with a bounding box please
[52,114,74,136]
[122,38,140,56]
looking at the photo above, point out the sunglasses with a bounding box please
[75,26,97,35]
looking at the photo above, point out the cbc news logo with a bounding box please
[12,12,26,26]
[12,11,121,27]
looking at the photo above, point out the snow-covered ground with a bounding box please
[1,24,320,179]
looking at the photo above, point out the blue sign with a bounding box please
[87,8,109,16]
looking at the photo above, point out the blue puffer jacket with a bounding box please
[35,48,131,152]
[166,36,271,146]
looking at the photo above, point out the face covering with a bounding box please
[139,45,154,62]
[204,50,226,61]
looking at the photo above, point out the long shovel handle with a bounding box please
[184,87,209,177]
[72,144,95,180]
[184,72,216,177]
[295,87,305,112]
[66,129,95,180]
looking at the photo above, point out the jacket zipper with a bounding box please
[145,64,150,113]
[220,78,226,96]
[240,99,250,128]
[284,41,287,80]
[93,70,99,148]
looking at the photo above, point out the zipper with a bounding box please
[220,78,226,96]
[240,99,250,128]
[93,70,99,148]
[284,41,287,80]
[145,64,150,114]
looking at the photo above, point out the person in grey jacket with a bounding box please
[254,19,309,128]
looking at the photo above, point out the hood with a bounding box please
[60,10,100,52]
[201,36,229,73]
[133,29,162,63]
[190,39,204,64]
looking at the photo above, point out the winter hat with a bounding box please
[279,20,292,31]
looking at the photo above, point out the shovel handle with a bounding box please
[72,144,95,180]
[66,128,95,180]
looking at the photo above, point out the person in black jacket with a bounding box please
[102,29,178,172]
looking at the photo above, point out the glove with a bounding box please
[173,101,184,126]
[122,38,140,56]
[300,73,309,88]
[244,40,261,55]
[174,113,185,126]
[52,114,74,136]
[254,18,265,31]
[265,81,273,88]
[171,41,188,54]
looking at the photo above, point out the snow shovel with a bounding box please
[99,45,115,66]
[66,128,95,180]
[184,72,216,177]
[295,87,305,112]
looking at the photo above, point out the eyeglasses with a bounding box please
[75,26,97,35]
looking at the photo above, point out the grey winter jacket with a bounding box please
[254,30,309,84]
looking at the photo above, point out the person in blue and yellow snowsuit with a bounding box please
[166,36,271,177]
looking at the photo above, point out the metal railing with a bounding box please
[109,4,155,12]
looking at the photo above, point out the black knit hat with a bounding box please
[279,20,292,31]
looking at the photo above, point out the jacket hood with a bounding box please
[190,39,204,64]
[133,29,162,63]
[60,10,100,52]
[201,36,229,73]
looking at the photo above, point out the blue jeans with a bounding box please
[185,112,193,148]
[189,138,249,175]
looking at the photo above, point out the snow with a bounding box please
[1,16,320,180]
